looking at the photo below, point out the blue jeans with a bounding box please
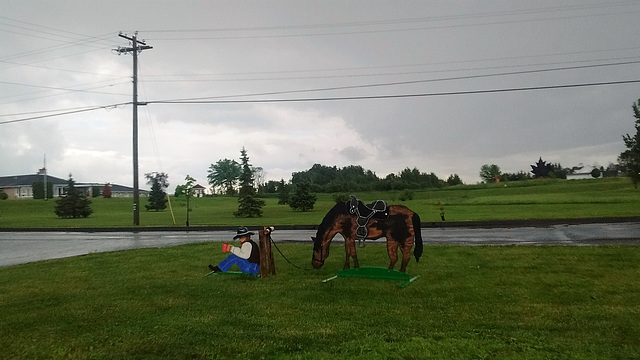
[218,254,260,275]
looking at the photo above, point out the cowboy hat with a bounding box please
[233,226,255,239]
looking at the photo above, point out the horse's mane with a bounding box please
[313,201,348,248]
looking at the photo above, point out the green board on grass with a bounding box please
[205,271,259,277]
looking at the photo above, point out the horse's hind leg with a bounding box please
[399,242,413,272]
[344,238,359,269]
[386,240,399,270]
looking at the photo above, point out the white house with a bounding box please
[0,170,147,199]
[566,166,601,180]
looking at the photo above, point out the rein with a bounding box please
[268,233,312,271]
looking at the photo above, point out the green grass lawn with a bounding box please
[0,177,638,228]
[1,244,639,359]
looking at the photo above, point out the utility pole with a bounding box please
[115,32,152,226]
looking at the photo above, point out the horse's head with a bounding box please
[311,201,346,269]
[311,236,329,269]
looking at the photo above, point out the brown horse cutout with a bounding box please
[311,200,423,272]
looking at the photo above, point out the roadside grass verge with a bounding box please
[0,177,638,228]
[1,244,639,359]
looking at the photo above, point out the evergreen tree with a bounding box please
[531,157,551,178]
[54,174,93,218]
[619,99,640,188]
[145,172,169,211]
[277,178,289,204]
[289,181,317,212]
[234,147,265,217]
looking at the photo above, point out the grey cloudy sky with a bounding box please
[2,1,640,189]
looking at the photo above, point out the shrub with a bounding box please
[398,189,414,201]
[332,193,350,204]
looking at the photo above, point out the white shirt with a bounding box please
[230,241,253,260]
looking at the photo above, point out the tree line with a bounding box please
[43,96,640,220]
[478,160,625,184]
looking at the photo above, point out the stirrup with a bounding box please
[358,238,366,248]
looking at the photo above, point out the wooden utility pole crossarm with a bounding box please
[114,32,153,226]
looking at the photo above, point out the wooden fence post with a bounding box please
[259,226,276,277]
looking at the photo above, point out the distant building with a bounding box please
[0,170,148,199]
[193,184,207,197]
[566,166,601,180]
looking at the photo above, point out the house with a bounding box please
[106,183,149,198]
[0,170,68,199]
[0,170,148,199]
[566,166,602,180]
[193,184,207,197]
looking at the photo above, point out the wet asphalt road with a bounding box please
[1,222,639,267]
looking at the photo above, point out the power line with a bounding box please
[2,79,639,124]
[149,79,640,105]
[144,60,640,102]
[0,79,131,97]
[0,58,130,78]
[140,1,637,35]
[0,16,114,47]
[1,79,638,125]
[0,103,130,125]
[145,8,640,41]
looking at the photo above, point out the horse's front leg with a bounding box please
[343,238,359,269]
[387,239,399,270]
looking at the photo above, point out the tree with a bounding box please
[207,159,241,195]
[501,171,532,182]
[479,164,501,183]
[277,179,289,204]
[32,181,53,200]
[145,172,169,211]
[548,163,568,179]
[54,174,93,218]
[619,99,640,188]
[183,175,196,226]
[234,147,265,217]
[174,184,186,197]
[102,184,112,198]
[289,181,317,211]
[252,166,265,192]
[531,157,551,178]
[446,174,463,186]
[591,168,602,178]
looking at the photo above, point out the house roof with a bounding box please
[0,174,147,193]
[0,174,67,187]
[108,183,148,193]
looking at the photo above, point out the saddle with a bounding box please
[348,195,389,247]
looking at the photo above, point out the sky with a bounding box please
[2,1,640,190]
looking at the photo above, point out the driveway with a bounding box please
[1,222,639,267]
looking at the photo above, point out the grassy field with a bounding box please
[1,243,639,359]
[0,177,638,228]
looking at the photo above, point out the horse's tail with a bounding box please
[412,212,423,262]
